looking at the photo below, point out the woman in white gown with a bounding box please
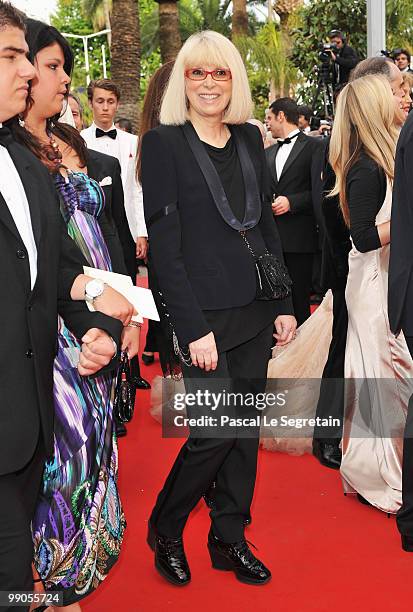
[263,75,413,515]
[328,74,413,512]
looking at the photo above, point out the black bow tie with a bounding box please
[96,127,117,140]
[277,133,299,147]
[0,126,13,148]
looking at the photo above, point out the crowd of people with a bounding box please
[2,0,413,609]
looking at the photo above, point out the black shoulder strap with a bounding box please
[182,122,261,232]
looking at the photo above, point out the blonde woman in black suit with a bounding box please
[141,30,296,587]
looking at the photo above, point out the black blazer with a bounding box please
[86,149,136,280]
[389,111,413,335]
[0,142,122,476]
[141,122,293,347]
[265,132,324,253]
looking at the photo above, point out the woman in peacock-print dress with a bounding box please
[31,171,126,603]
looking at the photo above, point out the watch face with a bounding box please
[87,279,104,298]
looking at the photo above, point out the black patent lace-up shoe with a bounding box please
[148,523,191,586]
[132,376,151,390]
[401,535,413,552]
[312,439,342,470]
[208,531,271,585]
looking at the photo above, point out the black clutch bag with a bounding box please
[113,351,135,424]
[240,231,292,301]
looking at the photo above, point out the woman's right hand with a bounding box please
[188,332,218,371]
[94,285,137,326]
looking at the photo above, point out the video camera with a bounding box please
[381,48,405,60]
[318,43,339,63]
[309,115,333,137]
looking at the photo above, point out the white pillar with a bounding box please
[366,0,386,57]
[101,44,107,78]
[82,36,90,86]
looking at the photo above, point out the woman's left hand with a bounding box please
[273,315,297,346]
[121,326,141,358]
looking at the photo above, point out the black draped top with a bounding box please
[202,137,279,352]
[346,155,387,253]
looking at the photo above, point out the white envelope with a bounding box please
[83,267,160,322]
[99,176,113,187]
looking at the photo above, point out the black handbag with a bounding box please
[113,351,135,424]
[240,230,292,301]
[182,122,292,302]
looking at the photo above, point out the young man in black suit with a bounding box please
[265,97,324,325]
[0,4,126,604]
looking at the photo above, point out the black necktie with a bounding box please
[277,132,299,147]
[96,127,117,140]
[0,126,13,148]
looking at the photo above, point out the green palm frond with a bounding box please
[82,0,112,30]
[236,22,296,93]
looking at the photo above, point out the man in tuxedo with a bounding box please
[393,48,413,74]
[389,109,413,552]
[81,78,148,259]
[265,97,324,325]
[0,4,123,604]
[81,78,150,394]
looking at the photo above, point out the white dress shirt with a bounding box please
[275,129,301,181]
[0,132,37,289]
[83,121,121,159]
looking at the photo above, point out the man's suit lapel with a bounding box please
[87,151,113,211]
[279,133,307,182]
[267,143,279,188]
[86,149,103,180]
[3,143,42,249]
[0,190,19,240]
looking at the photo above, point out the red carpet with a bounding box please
[83,320,413,612]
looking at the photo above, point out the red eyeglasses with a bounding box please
[185,68,232,81]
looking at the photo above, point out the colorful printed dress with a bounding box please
[32,171,126,604]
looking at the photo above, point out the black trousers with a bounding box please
[144,319,158,354]
[397,335,413,537]
[311,250,323,296]
[284,252,313,326]
[0,436,45,612]
[150,324,273,543]
[313,287,348,441]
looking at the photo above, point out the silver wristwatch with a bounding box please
[85,279,106,304]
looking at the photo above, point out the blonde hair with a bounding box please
[329,74,398,225]
[160,30,253,125]
[402,71,413,92]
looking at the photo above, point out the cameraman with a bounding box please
[327,29,359,88]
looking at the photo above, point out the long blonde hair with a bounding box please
[329,74,398,225]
